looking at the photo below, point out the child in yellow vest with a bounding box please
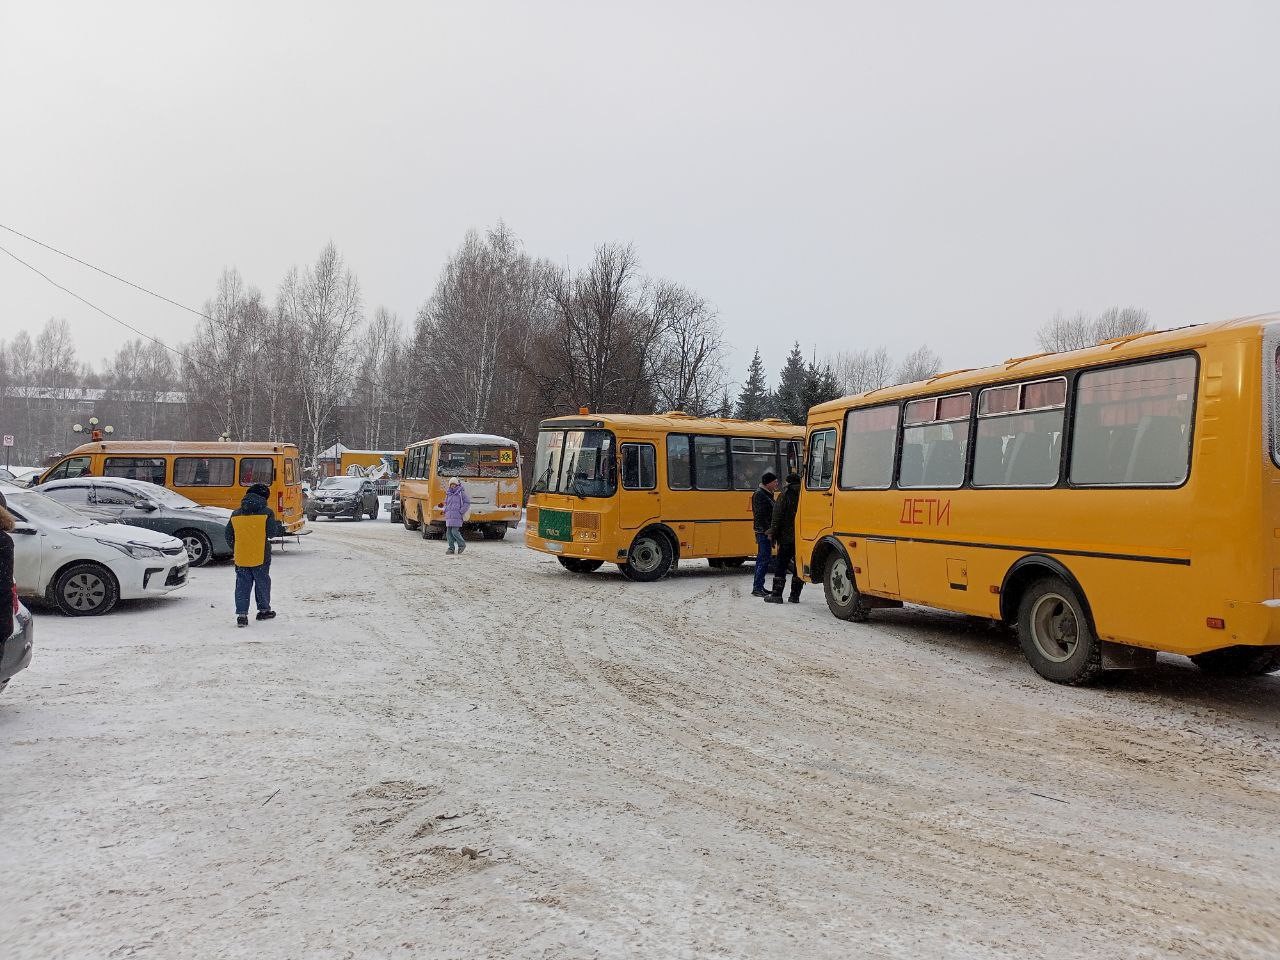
[225,482,286,628]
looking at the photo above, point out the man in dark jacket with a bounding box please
[225,482,286,628]
[764,473,803,604]
[750,471,779,597]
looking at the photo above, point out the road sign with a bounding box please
[2,436,13,447]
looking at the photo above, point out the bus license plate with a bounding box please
[538,508,572,542]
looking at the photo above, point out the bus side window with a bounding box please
[666,435,692,490]
[806,429,836,489]
[621,444,656,490]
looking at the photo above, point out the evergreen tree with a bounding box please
[716,390,732,418]
[773,341,809,425]
[802,361,842,411]
[734,348,771,420]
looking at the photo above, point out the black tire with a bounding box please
[718,557,747,569]
[620,530,674,583]
[389,507,401,524]
[558,557,604,573]
[367,501,379,520]
[1016,576,1102,685]
[176,529,213,567]
[351,503,363,522]
[483,524,508,541]
[421,516,443,540]
[1190,645,1280,677]
[823,551,869,622]
[53,563,120,617]
[403,505,420,531]
[306,512,317,523]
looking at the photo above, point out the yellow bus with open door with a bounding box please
[399,433,523,540]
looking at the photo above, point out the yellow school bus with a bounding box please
[526,412,803,580]
[798,313,1280,684]
[39,440,306,533]
[399,433,523,540]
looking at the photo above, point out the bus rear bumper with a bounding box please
[1182,600,1280,655]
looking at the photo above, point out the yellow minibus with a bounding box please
[798,314,1280,684]
[39,440,306,533]
[399,433,523,540]
[526,411,803,580]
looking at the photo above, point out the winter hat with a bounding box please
[448,477,460,487]
[247,483,271,499]
[786,472,801,485]
[761,471,777,485]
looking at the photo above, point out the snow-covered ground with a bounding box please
[2,516,1279,959]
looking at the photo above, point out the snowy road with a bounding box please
[2,518,1279,959]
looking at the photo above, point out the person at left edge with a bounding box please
[225,482,286,628]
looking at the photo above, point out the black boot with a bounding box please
[256,610,276,621]
[763,593,784,604]
[236,615,248,628]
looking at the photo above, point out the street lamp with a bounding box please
[72,416,114,442]
[218,431,231,443]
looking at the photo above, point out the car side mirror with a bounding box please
[135,499,157,512]
[12,524,37,535]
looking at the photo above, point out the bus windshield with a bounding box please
[437,443,520,478]
[531,429,616,497]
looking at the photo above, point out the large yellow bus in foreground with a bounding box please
[526,412,803,580]
[39,440,306,532]
[399,433,523,540]
[798,314,1280,684]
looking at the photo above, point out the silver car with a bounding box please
[1,599,34,697]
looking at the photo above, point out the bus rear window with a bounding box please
[437,444,520,478]
[239,458,275,485]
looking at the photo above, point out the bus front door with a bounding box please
[618,442,660,533]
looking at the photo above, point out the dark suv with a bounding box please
[307,476,380,521]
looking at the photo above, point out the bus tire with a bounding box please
[1190,645,1280,677]
[1016,577,1102,685]
[558,557,603,573]
[484,524,507,541]
[621,529,673,583]
[403,506,420,531]
[823,552,869,622]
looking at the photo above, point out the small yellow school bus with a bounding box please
[526,411,803,580]
[39,440,306,533]
[399,433,523,540]
[798,313,1280,684]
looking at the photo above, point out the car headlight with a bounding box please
[97,539,163,559]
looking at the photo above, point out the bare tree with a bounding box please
[893,345,943,385]
[1036,306,1152,352]
[649,279,726,415]
[278,243,364,462]
[830,347,894,395]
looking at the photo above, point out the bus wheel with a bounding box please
[719,557,746,569]
[403,507,420,531]
[621,531,672,582]
[1017,577,1102,685]
[824,553,868,622]
[1190,645,1280,677]
[484,524,507,541]
[558,557,603,573]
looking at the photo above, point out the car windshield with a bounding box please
[531,429,615,497]
[319,477,362,492]
[6,489,98,528]
[121,483,199,509]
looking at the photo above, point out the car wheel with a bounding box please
[1017,576,1102,685]
[177,529,213,567]
[351,503,363,522]
[620,530,673,582]
[306,512,317,523]
[53,563,120,617]
[368,502,379,520]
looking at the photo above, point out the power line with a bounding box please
[0,222,214,323]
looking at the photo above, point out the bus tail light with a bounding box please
[1206,617,1226,630]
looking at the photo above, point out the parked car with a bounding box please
[36,476,233,567]
[388,484,402,524]
[1,593,34,697]
[307,476,379,521]
[3,468,41,488]
[2,487,189,616]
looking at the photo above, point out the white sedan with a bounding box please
[3,486,190,616]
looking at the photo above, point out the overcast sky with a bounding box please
[1,0,1277,387]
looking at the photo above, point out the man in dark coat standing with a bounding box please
[750,471,779,597]
[764,473,803,604]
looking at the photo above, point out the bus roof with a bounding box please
[63,440,299,456]
[406,433,519,449]
[809,312,1280,418]
[538,412,804,437]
